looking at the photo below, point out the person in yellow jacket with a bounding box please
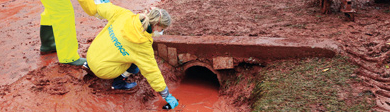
[39,0,87,65]
[80,0,179,109]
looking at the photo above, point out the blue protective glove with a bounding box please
[165,94,179,109]
[94,0,110,4]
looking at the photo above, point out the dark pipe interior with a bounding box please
[375,0,390,3]
[184,66,220,88]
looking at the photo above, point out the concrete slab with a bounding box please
[153,35,340,62]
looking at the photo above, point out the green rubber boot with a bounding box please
[40,25,56,54]
[64,58,87,66]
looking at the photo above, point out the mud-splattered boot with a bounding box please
[63,58,87,66]
[39,25,56,55]
[111,74,137,90]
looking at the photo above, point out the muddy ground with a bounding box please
[159,0,390,110]
[0,0,389,111]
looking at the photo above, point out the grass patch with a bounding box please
[384,9,390,13]
[285,23,307,29]
[251,56,375,111]
[329,31,343,37]
[315,14,323,18]
[254,15,268,20]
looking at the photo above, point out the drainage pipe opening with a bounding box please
[183,66,220,88]
[169,66,221,111]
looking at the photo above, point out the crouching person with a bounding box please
[80,0,178,109]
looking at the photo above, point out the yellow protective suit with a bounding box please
[77,0,97,16]
[40,9,51,26]
[86,3,167,92]
[40,0,80,63]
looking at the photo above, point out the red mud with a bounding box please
[0,0,178,111]
[158,0,390,111]
[0,62,160,111]
[1,0,390,111]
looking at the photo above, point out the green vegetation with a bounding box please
[384,9,390,13]
[285,23,307,29]
[251,56,375,111]
[315,15,323,18]
[254,15,268,20]
[329,31,343,37]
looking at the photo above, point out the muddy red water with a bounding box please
[173,67,220,111]
[153,73,220,111]
[170,78,220,111]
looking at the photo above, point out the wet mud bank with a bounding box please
[0,62,159,111]
[0,54,255,111]
[157,0,390,110]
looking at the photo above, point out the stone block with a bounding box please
[168,47,178,66]
[178,53,197,64]
[213,57,234,70]
[158,44,168,61]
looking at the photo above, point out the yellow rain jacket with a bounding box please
[86,3,167,92]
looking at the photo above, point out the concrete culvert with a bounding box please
[169,65,221,111]
[183,66,220,88]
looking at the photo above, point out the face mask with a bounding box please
[153,30,164,37]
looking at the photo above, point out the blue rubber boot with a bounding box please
[111,75,137,90]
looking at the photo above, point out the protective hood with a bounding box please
[121,14,153,44]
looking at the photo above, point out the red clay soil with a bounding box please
[159,0,390,110]
[0,0,173,111]
[0,0,389,111]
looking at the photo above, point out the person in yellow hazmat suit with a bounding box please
[80,0,179,109]
[39,0,86,65]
